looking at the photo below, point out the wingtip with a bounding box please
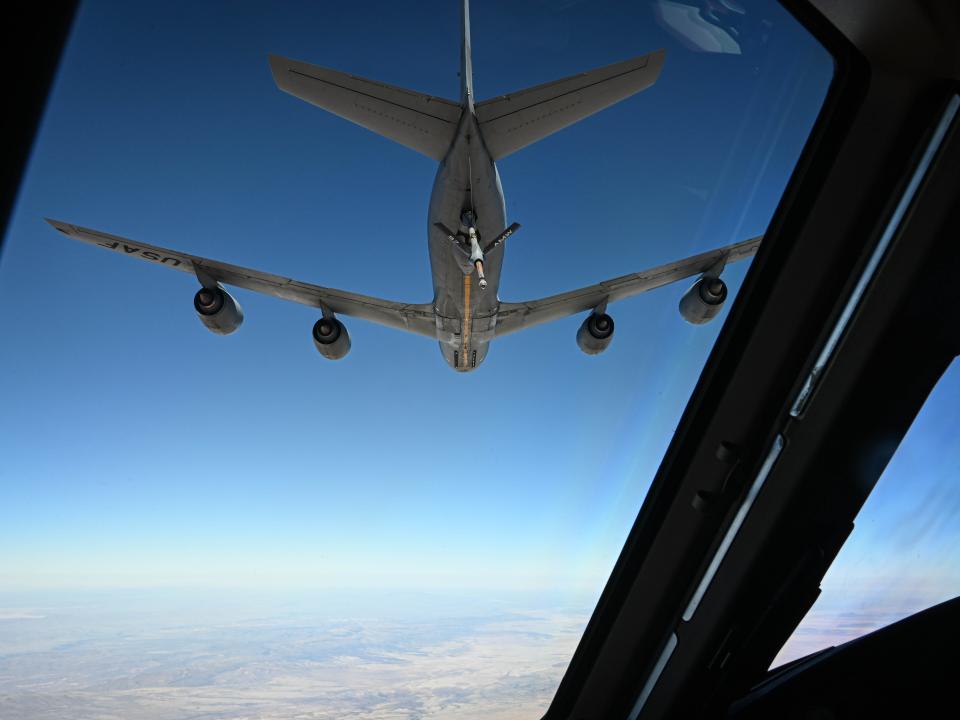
[649,48,667,68]
[267,53,290,71]
[267,53,291,87]
[44,218,70,234]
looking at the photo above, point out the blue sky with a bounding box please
[0,0,837,617]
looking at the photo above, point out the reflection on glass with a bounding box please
[0,0,830,716]
[774,360,960,667]
[653,1,752,55]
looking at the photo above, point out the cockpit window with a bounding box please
[0,0,831,716]
[772,359,960,668]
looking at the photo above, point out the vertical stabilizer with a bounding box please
[460,0,474,110]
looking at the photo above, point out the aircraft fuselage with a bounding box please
[428,109,506,372]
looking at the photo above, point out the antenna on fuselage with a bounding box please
[460,0,478,219]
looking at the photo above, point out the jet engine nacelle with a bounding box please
[193,286,243,335]
[576,312,615,355]
[679,277,727,324]
[312,316,351,360]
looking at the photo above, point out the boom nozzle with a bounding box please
[475,259,487,290]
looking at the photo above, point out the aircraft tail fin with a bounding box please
[474,49,665,161]
[269,55,463,160]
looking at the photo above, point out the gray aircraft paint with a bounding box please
[47,0,762,373]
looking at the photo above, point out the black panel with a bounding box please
[728,597,960,719]
[0,1,78,249]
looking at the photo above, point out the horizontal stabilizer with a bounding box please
[269,55,462,160]
[475,49,665,160]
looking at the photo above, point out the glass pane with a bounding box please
[773,360,960,668]
[0,0,831,717]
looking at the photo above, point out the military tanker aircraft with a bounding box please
[47,0,761,372]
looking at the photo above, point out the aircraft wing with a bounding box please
[46,219,438,338]
[494,235,762,337]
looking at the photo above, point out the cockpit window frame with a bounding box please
[544,2,960,718]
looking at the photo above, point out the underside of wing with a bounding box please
[475,49,665,161]
[495,235,762,337]
[46,219,437,338]
[269,54,462,160]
